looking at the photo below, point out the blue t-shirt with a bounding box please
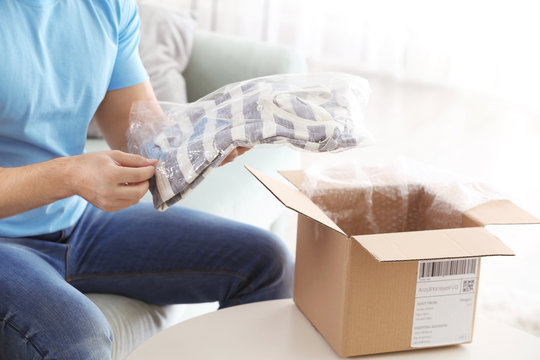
[0,0,149,237]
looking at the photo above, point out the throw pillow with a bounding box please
[87,2,197,138]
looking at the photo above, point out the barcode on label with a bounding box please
[418,258,477,279]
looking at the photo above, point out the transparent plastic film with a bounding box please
[301,157,504,235]
[127,72,373,211]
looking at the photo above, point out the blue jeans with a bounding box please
[0,202,294,360]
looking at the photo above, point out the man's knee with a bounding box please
[245,229,295,297]
[262,231,294,276]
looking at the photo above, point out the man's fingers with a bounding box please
[117,181,150,200]
[107,150,156,183]
[237,147,250,155]
[219,147,251,167]
[118,166,155,184]
[97,182,149,212]
[110,150,157,168]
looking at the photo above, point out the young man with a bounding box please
[0,1,293,359]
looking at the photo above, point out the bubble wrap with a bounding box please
[301,158,503,235]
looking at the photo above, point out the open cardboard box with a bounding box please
[245,165,539,357]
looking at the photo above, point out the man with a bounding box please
[0,1,293,359]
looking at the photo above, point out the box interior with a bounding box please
[307,183,464,235]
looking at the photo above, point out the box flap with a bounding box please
[278,170,305,190]
[463,199,539,226]
[352,227,515,262]
[245,165,346,236]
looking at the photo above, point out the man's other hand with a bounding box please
[220,147,250,167]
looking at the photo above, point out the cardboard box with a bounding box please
[245,165,539,357]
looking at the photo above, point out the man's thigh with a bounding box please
[66,202,293,305]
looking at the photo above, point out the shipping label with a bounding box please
[411,257,479,348]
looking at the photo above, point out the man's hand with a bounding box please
[69,151,157,212]
[220,147,250,166]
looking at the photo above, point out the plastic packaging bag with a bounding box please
[301,157,504,235]
[127,72,373,211]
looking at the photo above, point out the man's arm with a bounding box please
[0,82,157,219]
[0,157,76,219]
[94,80,157,152]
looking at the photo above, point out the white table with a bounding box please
[126,299,540,360]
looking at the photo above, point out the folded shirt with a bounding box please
[128,72,373,211]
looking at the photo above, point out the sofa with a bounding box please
[84,30,306,359]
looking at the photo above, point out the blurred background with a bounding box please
[160,0,540,111]
[141,0,540,338]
